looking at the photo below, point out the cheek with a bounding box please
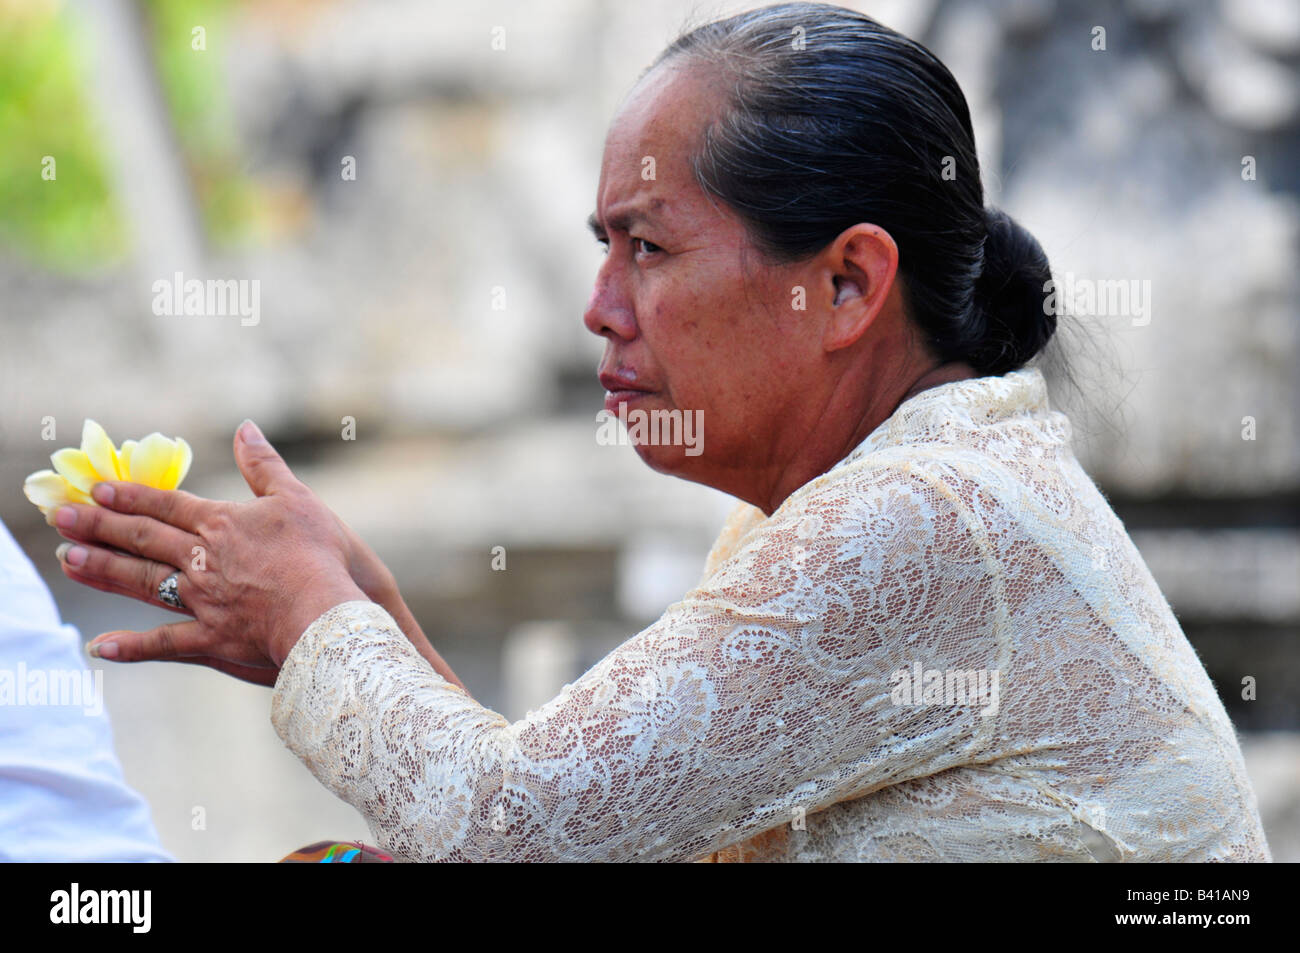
[648,259,785,403]
[638,296,713,377]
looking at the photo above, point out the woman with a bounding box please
[52,3,1269,861]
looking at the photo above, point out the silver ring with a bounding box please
[157,571,186,610]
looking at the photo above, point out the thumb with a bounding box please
[234,419,297,497]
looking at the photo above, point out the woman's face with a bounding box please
[584,61,822,502]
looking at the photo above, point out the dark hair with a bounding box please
[647,2,1055,376]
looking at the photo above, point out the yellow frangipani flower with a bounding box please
[23,419,192,525]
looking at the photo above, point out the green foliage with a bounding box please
[0,0,259,272]
[0,6,126,270]
[140,0,258,246]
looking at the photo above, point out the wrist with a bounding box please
[365,566,402,610]
[273,575,369,667]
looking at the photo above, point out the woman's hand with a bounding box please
[53,420,367,683]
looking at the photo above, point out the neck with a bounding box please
[896,361,978,406]
[755,360,978,516]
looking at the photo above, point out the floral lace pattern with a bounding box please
[271,369,1271,862]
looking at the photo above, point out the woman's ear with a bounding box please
[833,277,863,306]
[822,224,899,352]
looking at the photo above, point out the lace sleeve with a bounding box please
[270,462,1008,861]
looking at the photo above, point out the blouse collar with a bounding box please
[832,367,1054,472]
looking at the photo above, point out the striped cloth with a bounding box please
[279,840,394,863]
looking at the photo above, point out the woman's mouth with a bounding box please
[599,371,656,412]
[602,387,655,414]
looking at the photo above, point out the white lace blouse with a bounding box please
[270,368,1271,862]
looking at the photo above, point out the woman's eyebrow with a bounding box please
[587,201,666,237]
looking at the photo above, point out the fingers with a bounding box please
[234,420,301,498]
[58,541,192,614]
[89,481,210,535]
[87,621,272,667]
[59,554,186,615]
[170,656,280,687]
[54,500,201,569]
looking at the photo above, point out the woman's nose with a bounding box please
[583,269,637,341]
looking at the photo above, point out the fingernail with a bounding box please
[54,506,76,528]
[239,419,267,445]
[92,483,115,505]
[57,543,88,567]
[87,640,118,659]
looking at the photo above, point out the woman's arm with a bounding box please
[367,588,466,695]
[54,420,470,694]
[334,516,469,695]
[271,462,1006,861]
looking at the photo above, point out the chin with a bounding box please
[633,443,704,478]
[606,399,708,477]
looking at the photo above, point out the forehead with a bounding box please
[594,61,723,220]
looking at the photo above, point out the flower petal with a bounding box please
[50,448,101,495]
[118,439,138,480]
[23,470,67,509]
[128,433,176,488]
[23,470,91,524]
[81,419,122,481]
[158,437,192,490]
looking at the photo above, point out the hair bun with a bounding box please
[967,207,1056,375]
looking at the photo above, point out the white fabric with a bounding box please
[271,368,1270,861]
[0,519,173,862]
